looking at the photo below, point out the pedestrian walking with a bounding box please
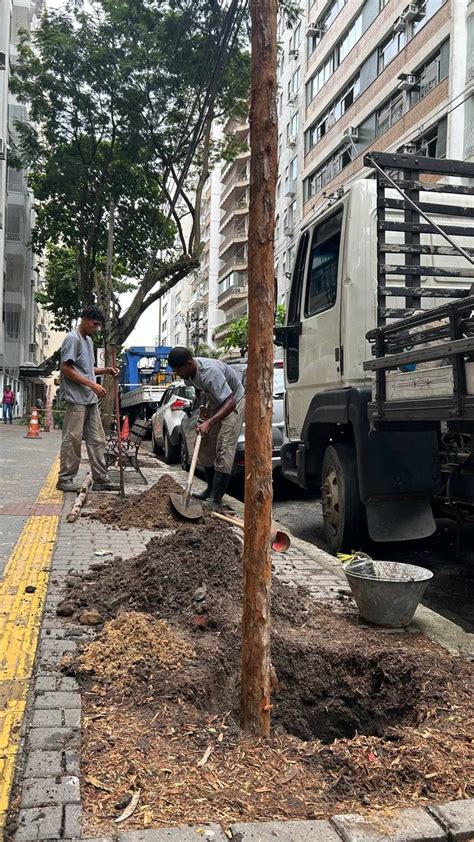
[168,347,245,510]
[56,306,119,493]
[2,384,15,424]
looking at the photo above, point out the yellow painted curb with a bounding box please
[0,458,63,828]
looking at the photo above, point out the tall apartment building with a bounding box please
[275,11,307,304]
[213,118,250,347]
[0,0,55,416]
[302,0,472,221]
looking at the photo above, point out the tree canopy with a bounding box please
[12,0,250,344]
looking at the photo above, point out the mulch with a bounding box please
[59,475,473,834]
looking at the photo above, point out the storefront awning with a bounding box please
[19,350,60,379]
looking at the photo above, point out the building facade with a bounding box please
[0,0,52,417]
[302,0,473,220]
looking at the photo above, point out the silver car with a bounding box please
[151,381,196,463]
[179,361,285,475]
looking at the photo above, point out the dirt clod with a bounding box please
[86,474,196,531]
[78,609,104,626]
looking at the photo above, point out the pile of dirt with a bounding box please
[86,474,194,531]
[60,476,473,833]
[75,612,195,687]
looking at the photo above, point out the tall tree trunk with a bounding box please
[240,0,278,736]
[96,203,116,432]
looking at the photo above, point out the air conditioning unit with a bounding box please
[403,3,425,21]
[397,73,417,90]
[0,52,6,70]
[393,16,406,33]
[284,225,295,237]
[285,181,296,197]
[343,126,358,143]
[0,139,6,160]
[307,22,326,39]
[288,135,297,147]
[288,93,298,105]
[400,143,417,154]
[289,49,299,59]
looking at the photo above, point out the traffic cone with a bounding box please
[120,415,130,442]
[25,408,42,439]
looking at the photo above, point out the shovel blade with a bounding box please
[170,491,203,520]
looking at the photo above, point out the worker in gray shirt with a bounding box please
[168,347,245,510]
[57,307,119,493]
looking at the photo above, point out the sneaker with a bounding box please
[92,480,120,491]
[56,480,82,493]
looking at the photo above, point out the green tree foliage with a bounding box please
[11,0,250,345]
[35,246,82,332]
[222,304,286,356]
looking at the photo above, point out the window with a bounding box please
[162,319,167,334]
[290,156,298,181]
[175,291,181,306]
[308,0,346,56]
[378,30,406,72]
[162,302,168,316]
[287,111,299,140]
[288,67,300,101]
[306,11,363,106]
[5,304,21,339]
[175,332,180,345]
[376,92,404,137]
[412,118,447,158]
[304,76,361,154]
[304,146,354,201]
[410,43,449,105]
[291,22,302,50]
[305,211,343,317]
[413,0,444,34]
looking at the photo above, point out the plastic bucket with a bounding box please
[344,560,433,628]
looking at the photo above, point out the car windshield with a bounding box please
[183,386,195,400]
[273,366,285,398]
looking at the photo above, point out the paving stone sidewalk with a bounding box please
[8,452,474,842]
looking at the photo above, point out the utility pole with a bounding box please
[240,0,278,736]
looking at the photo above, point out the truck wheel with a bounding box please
[163,429,179,464]
[180,437,190,472]
[321,444,366,553]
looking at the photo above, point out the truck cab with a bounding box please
[277,153,474,552]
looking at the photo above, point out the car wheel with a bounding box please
[151,428,161,456]
[321,444,367,554]
[163,429,180,464]
[180,436,190,472]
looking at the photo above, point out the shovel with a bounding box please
[170,432,204,520]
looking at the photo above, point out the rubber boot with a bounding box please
[192,466,215,500]
[206,470,232,511]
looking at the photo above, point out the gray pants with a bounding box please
[59,402,109,483]
[199,397,245,474]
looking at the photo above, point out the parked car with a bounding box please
[150,381,195,463]
[179,360,285,475]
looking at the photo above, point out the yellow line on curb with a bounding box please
[0,458,63,828]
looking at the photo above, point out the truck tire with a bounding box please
[321,444,367,554]
[163,429,179,464]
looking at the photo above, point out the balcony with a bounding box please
[220,197,249,232]
[221,167,250,207]
[219,225,247,258]
[218,251,248,281]
[218,275,248,311]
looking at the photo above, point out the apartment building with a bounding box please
[213,118,250,346]
[302,0,472,219]
[275,11,307,303]
[0,0,52,416]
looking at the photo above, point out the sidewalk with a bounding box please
[2,442,473,842]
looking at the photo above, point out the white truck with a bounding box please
[276,152,474,552]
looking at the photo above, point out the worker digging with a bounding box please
[168,346,245,512]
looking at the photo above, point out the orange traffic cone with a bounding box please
[25,408,42,439]
[120,415,130,442]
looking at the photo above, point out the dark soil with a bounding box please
[86,474,195,531]
[61,477,473,833]
[62,508,468,744]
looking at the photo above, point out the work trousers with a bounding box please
[199,396,245,474]
[3,403,13,423]
[59,402,108,483]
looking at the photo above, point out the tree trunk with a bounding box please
[240,0,278,736]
